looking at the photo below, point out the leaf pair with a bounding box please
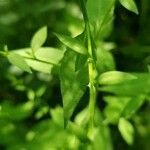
[7,26,65,74]
[12,47,64,74]
[7,26,47,73]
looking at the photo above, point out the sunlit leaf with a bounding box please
[35,47,64,64]
[118,118,134,145]
[99,71,137,85]
[26,59,53,74]
[31,26,47,51]
[11,47,64,73]
[99,73,150,96]
[119,0,139,14]
[7,52,32,73]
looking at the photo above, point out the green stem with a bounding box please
[87,24,96,128]
[80,0,97,131]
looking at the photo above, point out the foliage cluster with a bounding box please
[0,0,149,150]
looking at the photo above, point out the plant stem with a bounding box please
[87,24,96,128]
[80,0,97,130]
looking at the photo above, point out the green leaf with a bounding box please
[31,26,47,51]
[99,71,137,85]
[55,33,87,55]
[7,52,32,73]
[86,0,115,36]
[67,121,89,142]
[121,95,145,118]
[75,54,87,71]
[50,106,64,127]
[92,126,113,150]
[119,0,139,14]
[12,47,64,73]
[96,46,115,74]
[12,48,33,58]
[86,0,115,24]
[118,118,134,145]
[13,47,64,65]
[103,96,130,124]
[99,73,150,96]
[60,50,88,127]
[25,59,53,74]
[35,47,64,64]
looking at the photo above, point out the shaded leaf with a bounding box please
[60,50,88,127]
[103,96,130,124]
[67,121,89,142]
[75,54,87,71]
[96,46,115,74]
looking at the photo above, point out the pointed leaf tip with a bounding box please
[119,0,139,15]
[31,26,47,51]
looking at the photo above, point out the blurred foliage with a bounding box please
[0,0,149,150]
